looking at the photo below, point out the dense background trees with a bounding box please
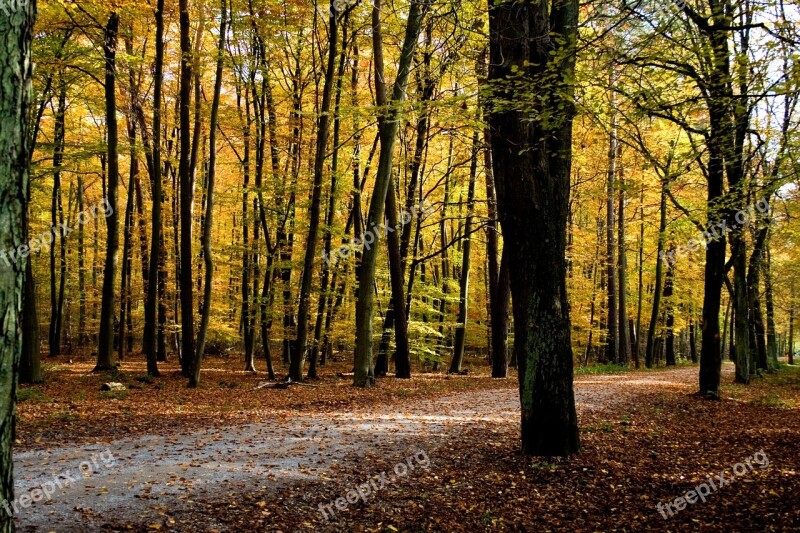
[7,0,800,451]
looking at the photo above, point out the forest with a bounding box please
[0,0,799,529]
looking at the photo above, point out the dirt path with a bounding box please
[11,365,711,531]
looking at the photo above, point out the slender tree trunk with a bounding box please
[789,305,794,365]
[353,0,428,387]
[292,6,338,381]
[617,145,630,364]
[433,139,454,370]
[118,112,137,362]
[483,130,511,378]
[385,180,411,378]
[95,12,121,372]
[49,79,66,358]
[143,0,164,376]
[178,0,195,377]
[645,184,667,368]
[191,0,226,387]
[309,18,349,378]
[663,253,676,366]
[450,127,479,373]
[764,245,778,369]
[634,182,644,367]
[605,83,618,364]
[241,89,255,372]
[746,225,769,372]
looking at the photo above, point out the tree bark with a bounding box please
[353,0,428,387]
[1,1,35,527]
[292,4,339,381]
[488,0,580,455]
[764,245,778,369]
[191,0,227,387]
[450,127,479,373]
[49,79,67,358]
[178,0,195,377]
[789,305,794,365]
[617,145,630,364]
[645,184,667,369]
[143,0,165,377]
[605,82,618,364]
[384,180,412,378]
[95,12,121,372]
[663,253,676,366]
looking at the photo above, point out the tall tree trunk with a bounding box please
[488,0,580,455]
[309,17,349,378]
[95,12,121,372]
[634,181,644,368]
[118,111,137,362]
[663,253,676,366]
[746,224,769,372]
[143,0,165,376]
[645,184,667,368]
[481,107,510,378]
[605,82,618,364]
[433,138,454,370]
[617,146,630,364]
[789,305,794,365]
[20,85,41,383]
[353,0,428,387]
[450,127,479,373]
[241,89,255,372]
[385,180,412,378]
[49,79,67,358]
[191,0,226,387]
[178,0,195,377]
[764,245,778,369]
[292,5,338,381]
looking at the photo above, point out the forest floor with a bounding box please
[11,356,800,531]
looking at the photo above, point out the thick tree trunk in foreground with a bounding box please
[488,0,580,455]
[0,0,34,528]
[96,12,121,372]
